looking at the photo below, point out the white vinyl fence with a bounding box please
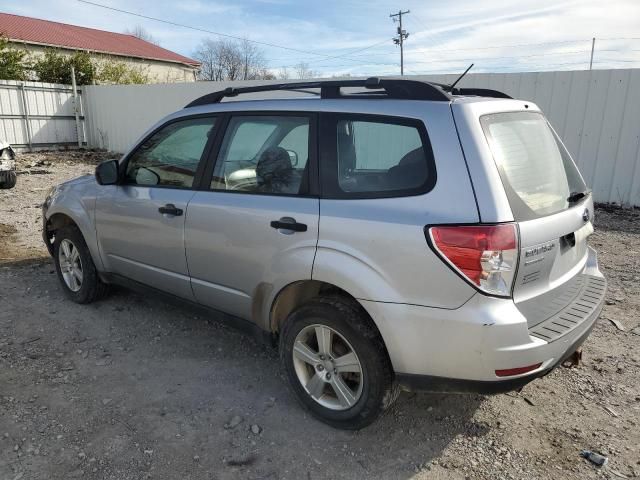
[82,69,640,206]
[0,80,85,149]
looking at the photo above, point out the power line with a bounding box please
[357,47,628,60]
[408,12,429,33]
[344,39,593,59]
[76,0,640,76]
[302,38,394,65]
[399,49,628,64]
[407,58,640,75]
[280,43,639,73]
[76,0,384,62]
[295,38,600,66]
[277,46,639,74]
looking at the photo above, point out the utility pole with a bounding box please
[589,37,596,70]
[390,10,410,75]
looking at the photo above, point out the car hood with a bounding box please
[58,174,95,188]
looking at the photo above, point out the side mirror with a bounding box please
[95,160,119,185]
[286,150,299,167]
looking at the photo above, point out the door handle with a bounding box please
[158,204,183,216]
[270,217,307,233]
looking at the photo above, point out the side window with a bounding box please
[125,117,216,188]
[211,116,310,195]
[333,117,434,196]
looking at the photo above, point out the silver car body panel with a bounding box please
[514,197,594,304]
[94,185,196,300]
[44,175,104,270]
[185,192,319,328]
[313,102,479,309]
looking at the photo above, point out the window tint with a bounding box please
[279,125,309,166]
[336,119,430,194]
[125,117,215,188]
[480,112,587,220]
[211,116,310,195]
[226,121,277,161]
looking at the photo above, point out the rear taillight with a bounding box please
[428,224,518,297]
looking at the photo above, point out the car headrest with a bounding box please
[256,147,292,183]
[398,147,425,166]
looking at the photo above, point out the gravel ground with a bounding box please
[1,151,639,480]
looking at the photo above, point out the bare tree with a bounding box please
[193,38,272,81]
[222,41,243,80]
[238,39,265,80]
[294,62,318,79]
[256,68,277,80]
[278,67,290,80]
[124,25,159,45]
[193,39,222,81]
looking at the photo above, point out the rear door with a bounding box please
[184,113,319,323]
[479,111,593,305]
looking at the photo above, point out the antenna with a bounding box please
[449,63,474,91]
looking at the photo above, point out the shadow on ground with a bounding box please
[1,261,485,480]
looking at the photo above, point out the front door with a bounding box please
[185,113,319,322]
[95,116,218,299]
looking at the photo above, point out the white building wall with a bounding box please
[11,43,198,84]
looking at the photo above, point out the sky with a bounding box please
[3,0,640,77]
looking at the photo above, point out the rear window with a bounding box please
[480,112,586,220]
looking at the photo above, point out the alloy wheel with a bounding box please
[58,239,83,292]
[292,324,364,410]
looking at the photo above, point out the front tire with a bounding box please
[53,226,108,303]
[280,296,399,429]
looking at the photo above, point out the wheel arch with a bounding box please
[44,207,103,270]
[268,279,393,368]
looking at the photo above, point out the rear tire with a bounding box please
[53,226,108,304]
[280,296,399,429]
[0,171,16,189]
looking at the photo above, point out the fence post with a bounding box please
[18,83,33,151]
[71,66,82,147]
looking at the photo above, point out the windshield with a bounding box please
[480,112,587,220]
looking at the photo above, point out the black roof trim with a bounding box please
[184,77,512,108]
[457,88,512,99]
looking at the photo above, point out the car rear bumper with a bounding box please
[359,247,606,392]
[394,314,597,393]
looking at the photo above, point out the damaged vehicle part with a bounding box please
[0,141,17,189]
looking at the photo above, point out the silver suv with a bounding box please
[43,78,606,429]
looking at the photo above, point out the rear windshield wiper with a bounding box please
[567,190,591,203]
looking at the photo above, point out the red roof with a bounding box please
[0,12,200,67]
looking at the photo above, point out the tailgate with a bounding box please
[479,111,595,306]
[514,197,594,304]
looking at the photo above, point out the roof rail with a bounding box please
[184,77,452,108]
[183,77,513,108]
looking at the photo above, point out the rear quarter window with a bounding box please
[320,113,436,199]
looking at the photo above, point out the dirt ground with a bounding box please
[1,151,639,480]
